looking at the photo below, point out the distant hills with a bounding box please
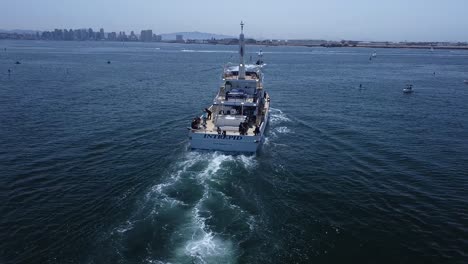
[160,31,234,40]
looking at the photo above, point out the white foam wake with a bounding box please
[178,153,236,263]
[110,151,257,263]
[275,126,291,134]
[264,108,292,146]
[269,107,291,125]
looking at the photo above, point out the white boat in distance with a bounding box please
[188,22,270,153]
[403,84,413,93]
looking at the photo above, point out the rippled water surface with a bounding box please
[1,41,467,263]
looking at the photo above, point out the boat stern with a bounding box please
[189,131,261,153]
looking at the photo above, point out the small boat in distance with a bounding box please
[403,84,414,93]
[256,49,265,66]
[188,22,270,153]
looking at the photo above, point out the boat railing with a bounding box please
[214,96,255,105]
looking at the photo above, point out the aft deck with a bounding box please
[192,93,270,136]
[192,117,255,136]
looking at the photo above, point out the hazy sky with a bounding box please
[2,0,468,41]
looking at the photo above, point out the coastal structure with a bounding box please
[175,34,184,43]
[188,22,270,152]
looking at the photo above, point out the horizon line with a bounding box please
[1,27,467,43]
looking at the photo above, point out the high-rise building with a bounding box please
[140,30,153,42]
[65,29,74,40]
[176,34,184,43]
[129,31,137,41]
[153,34,162,42]
[99,28,105,40]
[53,29,64,40]
[108,32,117,41]
[81,29,88,40]
[118,31,127,41]
[88,28,94,40]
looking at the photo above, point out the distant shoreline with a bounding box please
[196,42,468,50]
[2,28,467,51]
[2,38,468,50]
[301,44,468,50]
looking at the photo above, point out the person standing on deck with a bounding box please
[254,125,260,136]
[202,112,207,128]
[238,123,244,135]
[204,108,212,119]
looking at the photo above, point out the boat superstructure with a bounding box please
[189,22,270,153]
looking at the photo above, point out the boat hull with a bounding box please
[190,109,269,153]
[190,133,263,153]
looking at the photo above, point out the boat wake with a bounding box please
[100,151,258,263]
[274,126,291,134]
[269,108,291,125]
[264,108,292,146]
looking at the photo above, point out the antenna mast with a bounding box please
[238,21,246,80]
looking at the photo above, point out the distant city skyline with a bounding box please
[1,0,468,42]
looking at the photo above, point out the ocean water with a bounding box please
[0,40,467,264]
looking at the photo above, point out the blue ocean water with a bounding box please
[0,40,467,264]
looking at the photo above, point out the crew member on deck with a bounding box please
[204,108,212,119]
[254,125,260,136]
[202,112,207,128]
[191,118,199,129]
[239,123,244,135]
[242,122,249,135]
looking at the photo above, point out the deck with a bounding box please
[193,117,256,136]
[192,93,270,136]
